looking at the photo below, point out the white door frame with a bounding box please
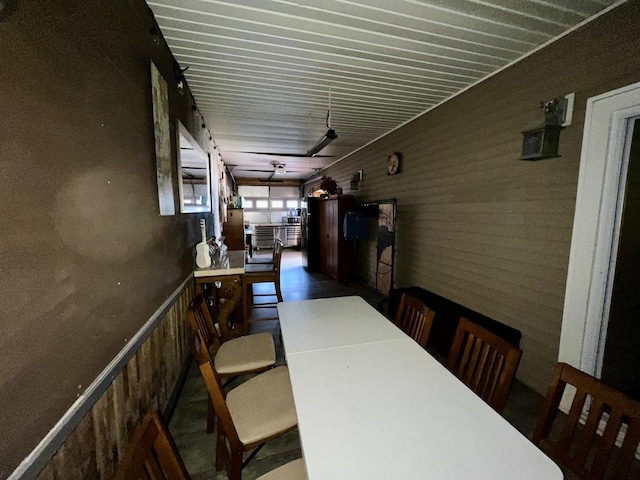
[560,81,640,377]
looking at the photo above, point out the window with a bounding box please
[239,186,302,218]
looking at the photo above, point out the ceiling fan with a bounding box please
[241,90,338,158]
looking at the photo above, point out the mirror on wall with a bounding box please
[177,121,211,213]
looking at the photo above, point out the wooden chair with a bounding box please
[115,410,305,480]
[446,317,522,413]
[188,295,276,433]
[243,238,284,321]
[393,293,435,348]
[115,411,190,480]
[247,237,279,265]
[191,329,298,480]
[533,362,640,480]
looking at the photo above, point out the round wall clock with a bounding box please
[387,152,401,175]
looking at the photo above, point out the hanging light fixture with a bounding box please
[307,87,337,157]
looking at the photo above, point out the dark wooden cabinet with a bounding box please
[304,197,321,271]
[223,209,245,251]
[318,196,353,282]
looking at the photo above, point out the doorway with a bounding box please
[600,118,640,400]
[560,82,640,400]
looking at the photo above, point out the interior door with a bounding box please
[223,209,244,250]
[319,199,338,278]
[326,200,338,278]
[559,81,640,385]
[319,200,330,274]
[600,118,640,401]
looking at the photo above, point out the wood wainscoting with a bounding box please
[30,280,195,480]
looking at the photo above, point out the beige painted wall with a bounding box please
[320,1,640,394]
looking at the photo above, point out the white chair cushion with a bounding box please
[214,333,275,375]
[226,366,298,445]
[256,458,307,480]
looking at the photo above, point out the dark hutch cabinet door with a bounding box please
[223,209,245,251]
[318,196,353,282]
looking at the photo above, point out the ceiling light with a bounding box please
[274,165,286,175]
[307,129,337,157]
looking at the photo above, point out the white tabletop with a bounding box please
[277,296,406,354]
[277,297,563,480]
[193,250,245,277]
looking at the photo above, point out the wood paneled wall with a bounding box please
[34,282,194,480]
[320,1,640,394]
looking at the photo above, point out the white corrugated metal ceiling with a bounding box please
[147,0,619,180]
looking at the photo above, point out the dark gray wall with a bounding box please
[0,1,215,474]
[320,0,640,395]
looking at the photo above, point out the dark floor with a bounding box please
[169,249,547,479]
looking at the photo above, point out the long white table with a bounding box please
[277,296,563,480]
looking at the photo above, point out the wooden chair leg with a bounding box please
[206,397,216,434]
[215,426,226,471]
[242,281,250,323]
[275,280,283,302]
[228,449,244,480]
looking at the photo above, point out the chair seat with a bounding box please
[227,366,297,445]
[245,263,276,274]
[247,258,274,265]
[213,332,275,375]
[256,458,307,480]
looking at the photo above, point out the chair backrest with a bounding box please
[446,317,522,413]
[273,238,284,273]
[190,329,242,449]
[533,362,640,480]
[187,295,222,355]
[271,237,281,260]
[393,293,435,348]
[115,411,190,480]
